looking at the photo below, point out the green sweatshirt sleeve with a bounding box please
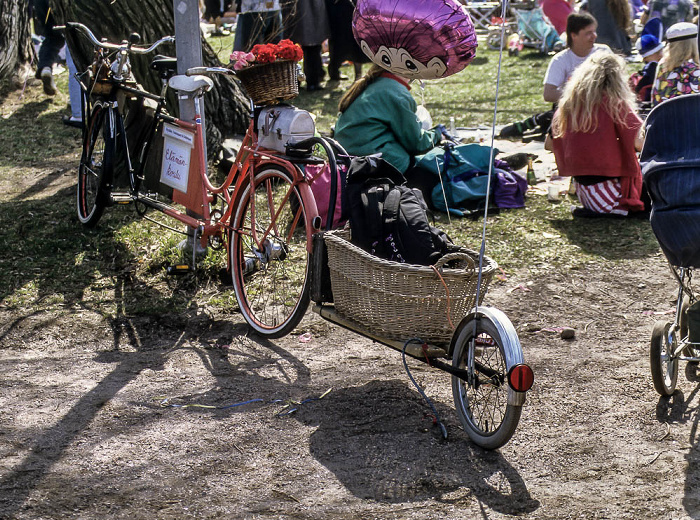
[381,83,441,155]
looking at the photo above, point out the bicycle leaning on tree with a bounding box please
[65,21,338,339]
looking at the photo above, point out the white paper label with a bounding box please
[160,123,194,192]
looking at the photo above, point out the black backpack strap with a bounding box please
[383,185,401,232]
[382,186,403,259]
[361,185,384,250]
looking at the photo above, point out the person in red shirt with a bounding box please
[540,0,574,35]
[548,52,647,217]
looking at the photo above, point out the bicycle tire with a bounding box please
[650,320,678,396]
[77,102,114,227]
[451,316,522,449]
[230,166,312,338]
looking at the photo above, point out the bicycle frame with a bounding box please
[132,110,322,257]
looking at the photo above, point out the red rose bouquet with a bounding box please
[229,39,303,70]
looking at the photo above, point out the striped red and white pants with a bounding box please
[576,179,628,216]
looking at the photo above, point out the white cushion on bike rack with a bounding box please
[168,75,214,93]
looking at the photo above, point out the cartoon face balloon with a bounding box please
[352,0,478,80]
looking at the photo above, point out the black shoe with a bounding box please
[306,84,325,91]
[571,206,625,219]
[41,67,57,96]
[498,122,524,139]
[62,115,83,129]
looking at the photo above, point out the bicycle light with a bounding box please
[508,364,534,392]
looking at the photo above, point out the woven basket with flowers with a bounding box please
[229,40,303,106]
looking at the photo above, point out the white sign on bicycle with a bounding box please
[160,123,194,193]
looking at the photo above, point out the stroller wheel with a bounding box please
[650,320,678,396]
[680,296,700,360]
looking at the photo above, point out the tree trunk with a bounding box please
[0,0,34,92]
[50,0,251,157]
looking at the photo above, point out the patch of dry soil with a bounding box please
[2,251,700,519]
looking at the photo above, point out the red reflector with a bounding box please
[508,364,534,392]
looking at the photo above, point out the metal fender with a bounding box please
[449,306,528,406]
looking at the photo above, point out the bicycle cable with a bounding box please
[401,338,448,439]
[471,0,509,334]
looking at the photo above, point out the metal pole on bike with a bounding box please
[174,0,208,259]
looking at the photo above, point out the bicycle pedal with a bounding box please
[166,264,192,275]
[111,193,133,205]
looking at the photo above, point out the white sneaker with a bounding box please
[40,67,57,96]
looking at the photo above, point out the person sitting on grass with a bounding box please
[499,12,611,140]
[547,52,647,218]
[651,22,700,106]
[629,18,665,104]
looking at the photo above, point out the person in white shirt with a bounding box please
[499,12,611,139]
[543,11,611,103]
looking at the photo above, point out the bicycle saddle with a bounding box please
[150,55,177,80]
[168,74,214,94]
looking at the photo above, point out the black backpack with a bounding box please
[344,156,452,266]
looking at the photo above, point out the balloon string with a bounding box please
[473,0,509,333]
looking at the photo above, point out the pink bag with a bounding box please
[305,163,347,230]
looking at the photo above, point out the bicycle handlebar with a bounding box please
[61,22,174,53]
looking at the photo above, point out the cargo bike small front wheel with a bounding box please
[450,308,533,450]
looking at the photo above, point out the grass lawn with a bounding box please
[0,37,660,315]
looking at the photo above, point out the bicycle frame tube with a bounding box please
[226,123,320,255]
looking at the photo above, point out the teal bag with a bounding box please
[416,143,497,216]
[416,143,495,177]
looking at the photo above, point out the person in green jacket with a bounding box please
[334,65,444,175]
[333,64,450,204]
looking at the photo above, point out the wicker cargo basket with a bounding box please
[236,60,298,106]
[324,230,497,345]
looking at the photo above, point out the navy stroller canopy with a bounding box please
[640,94,700,267]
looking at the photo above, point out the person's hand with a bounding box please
[434,123,456,142]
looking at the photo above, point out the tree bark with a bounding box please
[50,0,251,156]
[0,0,34,93]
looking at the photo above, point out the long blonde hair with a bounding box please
[338,64,385,113]
[552,52,637,137]
[659,38,700,72]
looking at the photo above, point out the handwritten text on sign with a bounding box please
[160,123,194,192]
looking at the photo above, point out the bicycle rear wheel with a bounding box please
[230,166,312,338]
[451,316,522,449]
[78,102,114,227]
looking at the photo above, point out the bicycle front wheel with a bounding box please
[78,102,114,227]
[230,166,312,338]
[452,316,522,449]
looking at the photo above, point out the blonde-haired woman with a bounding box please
[549,52,646,217]
[651,22,700,106]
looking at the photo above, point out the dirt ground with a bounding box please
[3,152,700,519]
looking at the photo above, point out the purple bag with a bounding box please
[493,162,527,209]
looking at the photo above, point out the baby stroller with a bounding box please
[507,6,564,55]
[641,94,700,396]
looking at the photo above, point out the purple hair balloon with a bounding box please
[352,0,478,79]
